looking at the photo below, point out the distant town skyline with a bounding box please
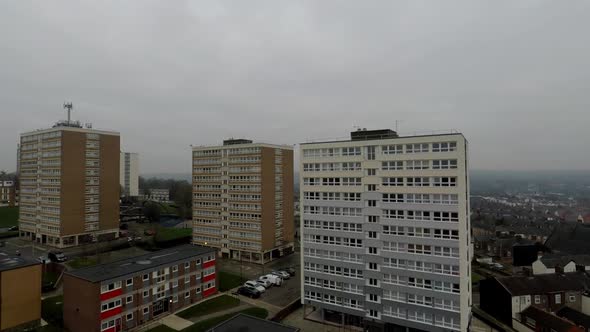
[2,1,590,174]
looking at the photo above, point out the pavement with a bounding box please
[186,303,251,323]
[159,315,193,331]
[282,306,347,332]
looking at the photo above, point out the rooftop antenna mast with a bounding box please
[63,102,73,124]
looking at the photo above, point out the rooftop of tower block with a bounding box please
[301,128,463,145]
[223,138,254,146]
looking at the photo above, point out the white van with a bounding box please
[259,274,282,286]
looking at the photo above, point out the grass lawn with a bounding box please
[219,271,246,292]
[0,230,18,239]
[471,271,484,284]
[183,307,268,332]
[41,295,64,328]
[67,256,98,269]
[34,325,65,332]
[0,206,18,228]
[154,227,192,242]
[177,295,240,319]
[145,325,177,332]
[159,202,178,215]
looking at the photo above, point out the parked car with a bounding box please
[8,226,18,231]
[260,274,282,286]
[256,277,272,288]
[244,281,266,293]
[272,270,290,280]
[48,251,67,262]
[284,267,296,276]
[237,286,260,298]
[127,236,142,242]
[37,256,51,264]
[491,263,504,270]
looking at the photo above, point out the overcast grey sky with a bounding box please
[1,1,589,174]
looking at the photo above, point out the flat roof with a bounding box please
[20,125,120,137]
[206,313,300,332]
[0,252,40,272]
[66,245,216,283]
[192,142,293,151]
[300,131,465,145]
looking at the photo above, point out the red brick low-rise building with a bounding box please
[63,245,217,332]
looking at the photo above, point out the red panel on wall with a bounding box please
[100,306,122,320]
[203,287,217,298]
[103,327,116,332]
[100,288,123,301]
[203,260,216,269]
[203,273,216,283]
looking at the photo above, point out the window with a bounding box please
[433,177,457,187]
[368,216,379,223]
[368,262,378,271]
[143,290,149,298]
[367,146,376,160]
[342,147,361,156]
[369,294,379,302]
[368,247,377,255]
[173,295,178,303]
[185,262,190,269]
[173,280,179,288]
[100,281,122,293]
[368,231,377,239]
[383,193,403,203]
[100,299,122,312]
[534,295,541,304]
[143,274,149,281]
[432,142,457,152]
[185,292,190,298]
[407,177,429,187]
[569,295,576,303]
[406,160,429,170]
[382,161,403,170]
[367,200,377,207]
[406,143,429,153]
[126,295,133,303]
[367,184,376,191]
[369,278,378,286]
[368,310,379,318]
[382,177,403,186]
[196,259,201,265]
[185,277,190,284]
[172,265,178,272]
[382,144,403,155]
[196,287,201,293]
[126,278,133,286]
[143,307,149,315]
[126,313,133,321]
[101,320,116,331]
[367,169,376,176]
[432,159,458,169]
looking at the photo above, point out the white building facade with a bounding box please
[300,129,472,332]
[120,152,139,197]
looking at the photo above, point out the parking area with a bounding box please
[221,252,301,309]
[257,273,300,308]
